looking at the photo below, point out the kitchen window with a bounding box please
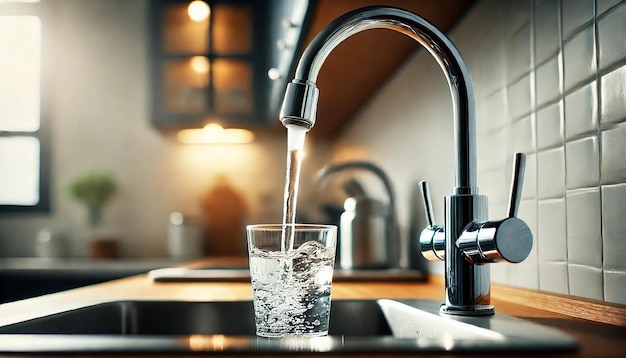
[0,0,50,213]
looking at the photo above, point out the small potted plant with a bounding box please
[66,169,119,258]
[66,169,117,228]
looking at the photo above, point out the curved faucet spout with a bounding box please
[279,6,477,193]
[280,6,534,316]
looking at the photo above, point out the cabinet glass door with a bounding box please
[151,0,262,129]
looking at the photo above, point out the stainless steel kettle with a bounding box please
[317,161,399,269]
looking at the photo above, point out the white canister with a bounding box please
[168,212,203,259]
[35,229,66,258]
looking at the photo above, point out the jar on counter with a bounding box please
[168,212,203,259]
[34,229,66,258]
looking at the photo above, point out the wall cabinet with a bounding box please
[148,0,312,130]
[149,0,268,130]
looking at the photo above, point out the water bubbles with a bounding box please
[250,240,334,336]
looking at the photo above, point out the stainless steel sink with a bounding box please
[148,266,427,282]
[0,299,577,354]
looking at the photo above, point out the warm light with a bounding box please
[203,123,224,141]
[212,334,226,351]
[177,123,254,144]
[267,68,281,80]
[188,1,210,22]
[190,56,209,74]
[443,333,455,351]
[280,336,334,352]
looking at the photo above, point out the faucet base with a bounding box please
[440,304,495,316]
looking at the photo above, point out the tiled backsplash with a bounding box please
[331,0,625,304]
[508,0,625,304]
[465,0,626,304]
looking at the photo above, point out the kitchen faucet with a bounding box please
[279,6,533,315]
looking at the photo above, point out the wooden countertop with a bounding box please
[0,257,624,357]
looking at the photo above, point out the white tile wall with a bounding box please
[512,115,536,153]
[597,0,622,14]
[534,0,561,64]
[600,65,626,124]
[597,3,626,69]
[482,89,508,131]
[507,22,532,82]
[536,56,561,106]
[569,264,603,300]
[538,148,566,198]
[332,0,626,304]
[601,122,626,182]
[604,270,626,303]
[566,188,602,267]
[512,262,540,290]
[564,81,597,137]
[563,25,596,92]
[566,136,600,188]
[479,0,625,303]
[537,101,563,149]
[508,75,533,119]
[602,184,626,271]
[538,198,567,261]
[562,0,595,37]
[539,261,569,294]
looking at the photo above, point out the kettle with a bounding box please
[317,161,399,270]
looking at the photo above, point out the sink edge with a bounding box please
[0,299,579,354]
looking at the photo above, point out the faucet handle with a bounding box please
[457,153,533,264]
[507,152,525,218]
[418,181,445,261]
[419,181,437,227]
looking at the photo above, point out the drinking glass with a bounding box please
[247,224,337,337]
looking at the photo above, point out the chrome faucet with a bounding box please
[278,6,533,315]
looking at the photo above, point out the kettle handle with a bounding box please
[316,161,400,268]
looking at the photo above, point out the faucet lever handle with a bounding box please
[419,180,437,227]
[457,153,533,264]
[507,153,526,218]
[418,181,445,261]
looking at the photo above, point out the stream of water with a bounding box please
[280,125,307,252]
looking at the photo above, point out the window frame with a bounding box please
[0,1,50,214]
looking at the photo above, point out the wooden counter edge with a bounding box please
[179,258,626,328]
[491,282,626,327]
[423,276,626,327]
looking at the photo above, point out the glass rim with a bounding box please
[246,223,337,231]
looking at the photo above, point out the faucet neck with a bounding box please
[281,6,477,193]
